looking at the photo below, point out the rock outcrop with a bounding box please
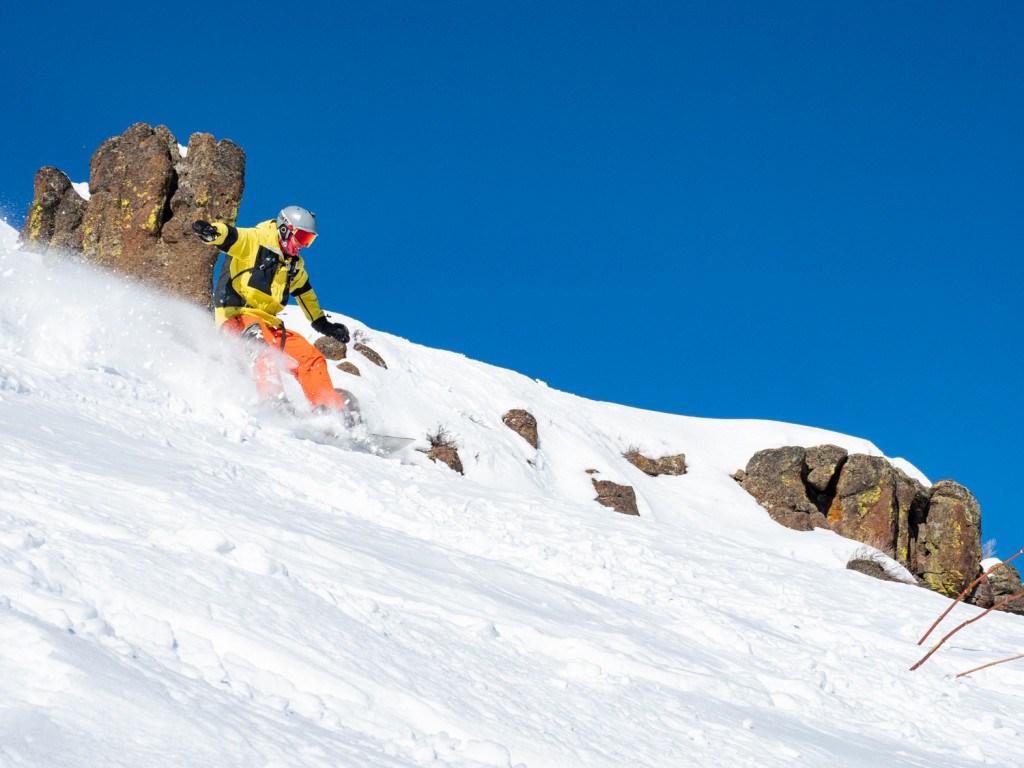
[20,167,87,253]
[21,123,245,308]
[737,445,983,600]
[502,409,539,449]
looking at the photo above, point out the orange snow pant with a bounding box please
[222,315,345,411]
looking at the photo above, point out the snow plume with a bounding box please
[0,234,257,433]
[1,219,1023,767]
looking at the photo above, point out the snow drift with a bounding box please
[0,222,1021,767]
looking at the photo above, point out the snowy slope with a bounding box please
[0,225,1021,768]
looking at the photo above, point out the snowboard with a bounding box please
[287,419,415,456]
[256,388,414,456]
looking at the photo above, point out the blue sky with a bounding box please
[4,2,1021,556]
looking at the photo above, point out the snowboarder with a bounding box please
[192,206,350,412]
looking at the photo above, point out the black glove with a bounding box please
[311,317,350,344]
[192,220,218,243]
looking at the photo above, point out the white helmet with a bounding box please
[277,205,318,254]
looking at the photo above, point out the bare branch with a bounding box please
[917,546,1024,646]
[911,589,1024,671]
[956,653,1024,679]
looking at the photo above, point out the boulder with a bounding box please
[983,562,1024,615]
[336,361,361,377]
[847,558,901,583]
[420,427,463,474]
[846,546,918,585]
[22,123,245,308]
[423,445,463,475]
[355,343,387,369]
[314,337,348,360]
[624,450,687,477]
[737,445,983,603]
[738,446,821,531]
[970,579,996,609]
[826,455,928,561]
[915,481,982,597]
[502,409,538,449]
[592,479,639,516]
[334,388,360,414]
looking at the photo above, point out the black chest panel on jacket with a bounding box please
[248,247,283,296]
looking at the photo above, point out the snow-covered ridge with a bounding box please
[1,222,1021,767]
[0,218,19,250]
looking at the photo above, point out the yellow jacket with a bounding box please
[210,220,326,328]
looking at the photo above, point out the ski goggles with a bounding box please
[291,228,317,247]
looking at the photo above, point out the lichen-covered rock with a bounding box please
[738,446,821,531]
[336,361,361,376]
[502,409,538,449]
[915,481,982,597]
[805,445,847,493]
[826,455,915,559]
[21,123,245,308]
[592,479,639,516]
[162,129,245,248]
[83,123,176,267]
[737,445,981,604]
[624,450,687,477]
[20,166,87,254]
[893,470,931,569]
[314,337,347,360]
[157,129,245,306]
[355,343,387,369]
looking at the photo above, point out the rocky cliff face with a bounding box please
[736,445,984,602]
[21,123,245,308]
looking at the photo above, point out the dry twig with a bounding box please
[957,653,1024,679]
[911,590,1024,671]
[917,547,1024,646]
